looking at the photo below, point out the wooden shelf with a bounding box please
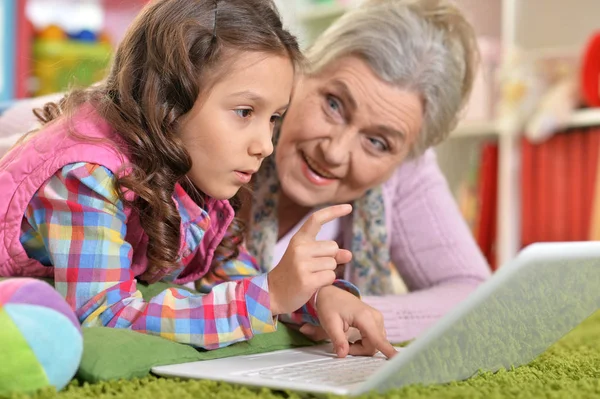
[299,3,348,22]
[449,108,600,139]
[565,108,600,129]
[451,120,499,138]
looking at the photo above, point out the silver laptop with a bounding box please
[152,242,600,396]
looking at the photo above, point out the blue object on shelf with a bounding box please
[68,29,97,42]
[0,0,17,102]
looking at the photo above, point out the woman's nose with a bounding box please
[319,127,353,166]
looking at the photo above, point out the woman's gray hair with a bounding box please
[305,0,479,158]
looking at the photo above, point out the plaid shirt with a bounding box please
[20,162,357,349]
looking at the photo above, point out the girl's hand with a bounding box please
[268,204,353,315]
[299,324,362,344]
[312,286,397,359]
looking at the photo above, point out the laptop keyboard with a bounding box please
[240,356,387,386]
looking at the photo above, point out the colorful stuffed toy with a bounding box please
[0,278,83,395]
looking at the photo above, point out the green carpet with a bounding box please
[6,311,600,399]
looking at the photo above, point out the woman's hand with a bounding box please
[308,285,397,359]
[268,204,353,315]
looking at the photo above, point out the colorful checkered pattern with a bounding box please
[18,162,343,349]
[200,254,360,327]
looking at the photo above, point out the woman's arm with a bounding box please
[363,149,491,343]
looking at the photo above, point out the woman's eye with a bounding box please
[326,95,341,113]
[368,137,389,152]
[270,114,282,124]
[235,108,253,118]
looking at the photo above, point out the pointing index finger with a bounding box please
[296,204,352,240]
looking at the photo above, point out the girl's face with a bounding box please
[275,56,423,207]
[178,51,294,200]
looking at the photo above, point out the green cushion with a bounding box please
[76,281,317,383]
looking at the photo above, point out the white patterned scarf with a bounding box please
[246,133,394,295]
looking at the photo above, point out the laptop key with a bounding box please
[241,357,388,386]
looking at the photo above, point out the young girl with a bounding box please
[0,0,394,356]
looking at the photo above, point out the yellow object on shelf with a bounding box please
[37,24,67,41]
[32,39,112,96]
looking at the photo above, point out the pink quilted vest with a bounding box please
[0,104,233,284]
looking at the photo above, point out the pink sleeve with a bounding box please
[363,149,491,343]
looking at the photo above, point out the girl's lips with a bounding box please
[234,171,253,184]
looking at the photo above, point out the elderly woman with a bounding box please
[234,0,491,344]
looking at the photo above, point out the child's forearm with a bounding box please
[70,275,277,349]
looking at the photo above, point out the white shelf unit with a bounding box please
[480,0,600,267]
[566,108,600,129]
[449,108,600,140]
[275,0,600,267]
[452,120,499,138]
[274,0,359,50]
[298,2,347,21]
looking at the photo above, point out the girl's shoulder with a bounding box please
[59,162,118,197]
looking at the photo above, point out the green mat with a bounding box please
[4,311,600,399]
[76,282,317,383]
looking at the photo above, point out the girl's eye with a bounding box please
[368,137,389,152]
[270,114,282,124]
[235,108,253,118]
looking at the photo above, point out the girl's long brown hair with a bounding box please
[33,0,302,282]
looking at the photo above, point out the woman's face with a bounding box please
[276,56,423,207]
